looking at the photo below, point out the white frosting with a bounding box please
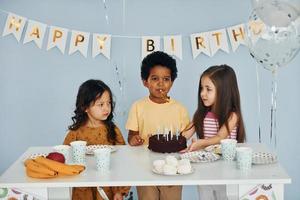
[177,164,192,174]
[153,160,166,173]
[178,159,190,166]
[153,157,192,175]
[165,155,178,167]
[163,164,177,175]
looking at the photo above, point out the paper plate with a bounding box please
[205,144,222,155]
[23,153,48,162]
[252,152,277,165]
[152,167,194,176]
[180,150,221,163]
[86,145,116,155]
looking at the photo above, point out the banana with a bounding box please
[24,159,57,176]
[34,156,83,175]
[70,164,85,172]
[26,168,56,179]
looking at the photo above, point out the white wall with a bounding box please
[0,0,299,199]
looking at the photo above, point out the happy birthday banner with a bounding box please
[2,12,254,60]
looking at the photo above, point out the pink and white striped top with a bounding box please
[203,112,237,139]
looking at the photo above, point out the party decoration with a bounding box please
[163,35,183,60]
[92,34,111,59]
[252,0,300,11]
[190,32,211,58]
[246,1,300,71]
[47,26,68,54]
[209,29,230,56]
[227,24,247,52]
[102,0,110,25]
[1,10,299,60]
[141,36,160,58]
[69,30,90,57]
[23,20,47,49]
[246,0,300,148]
[2,13,26,42]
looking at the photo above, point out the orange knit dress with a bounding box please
[63,125,130,200]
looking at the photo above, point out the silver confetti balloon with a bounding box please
[246,0,300,72]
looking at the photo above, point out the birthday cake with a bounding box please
[148,132,187,153]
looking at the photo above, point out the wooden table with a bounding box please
[0,143,291,199]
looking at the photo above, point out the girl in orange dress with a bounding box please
[64,79,130,200]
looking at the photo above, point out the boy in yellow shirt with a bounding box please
[126,51,190,200]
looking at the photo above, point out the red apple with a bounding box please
[46,152,65,163]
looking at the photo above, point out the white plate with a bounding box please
[23,153,48,162]
[180,150,221,163]
[152,167,195,176]
[252,152,277,165]
[205,144,222,154]
[86,145,116,155]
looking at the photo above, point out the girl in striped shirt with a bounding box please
[182,64,246,199]
[182,64,245,151]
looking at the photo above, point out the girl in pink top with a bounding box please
[182,64,245,151]
[182,64,246,199]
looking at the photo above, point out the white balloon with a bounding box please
[247,0,300,71]
[252,0,300,12]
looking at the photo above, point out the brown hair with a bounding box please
[192,65,245,142]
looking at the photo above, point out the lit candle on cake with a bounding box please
[176,126,179,140]
[157,126,160,140]
[165,127,169,141]
[170,125,173,140]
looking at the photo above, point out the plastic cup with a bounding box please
[70,141,87,165]
[94,147,111,173]
[53,145,71,163]
[220,139,237,161]
[236,147,253,171]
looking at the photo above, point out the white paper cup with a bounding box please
[220,139,237,161]
[53,145,71,163]
[70,141,87,165]
[94,147,111,173]
[236,147,253,171]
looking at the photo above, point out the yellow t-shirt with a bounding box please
[126,96,190,144]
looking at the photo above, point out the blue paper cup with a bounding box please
[94,147,111,173]
[221,139,237,161]
[70,140,87,165]
[236,147,253,171]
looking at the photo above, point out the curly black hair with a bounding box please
[68,79,117,144]
[141,51,177,81]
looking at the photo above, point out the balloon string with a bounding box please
[102,0,109,26]
[255,63,262,143]
[270,68,278,149]
[101,0,126,117]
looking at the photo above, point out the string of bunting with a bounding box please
[1,10,264,60]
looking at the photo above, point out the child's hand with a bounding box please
[180,138,204,153]
[129,135,144,146]
[113,192,123,200]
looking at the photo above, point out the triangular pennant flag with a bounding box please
[247,19,267,45]
[227,24,246,52]
[163,35,182,60]
[47,26,68,54]
[209,29,230,56]
[142,36,160,58]
[23,20,47,49]
[92,34,111,59]
[69,30,90,58]
[2,13,27,42]
[190,32,211,58]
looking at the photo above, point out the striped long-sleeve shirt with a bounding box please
[203,112,237,139]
